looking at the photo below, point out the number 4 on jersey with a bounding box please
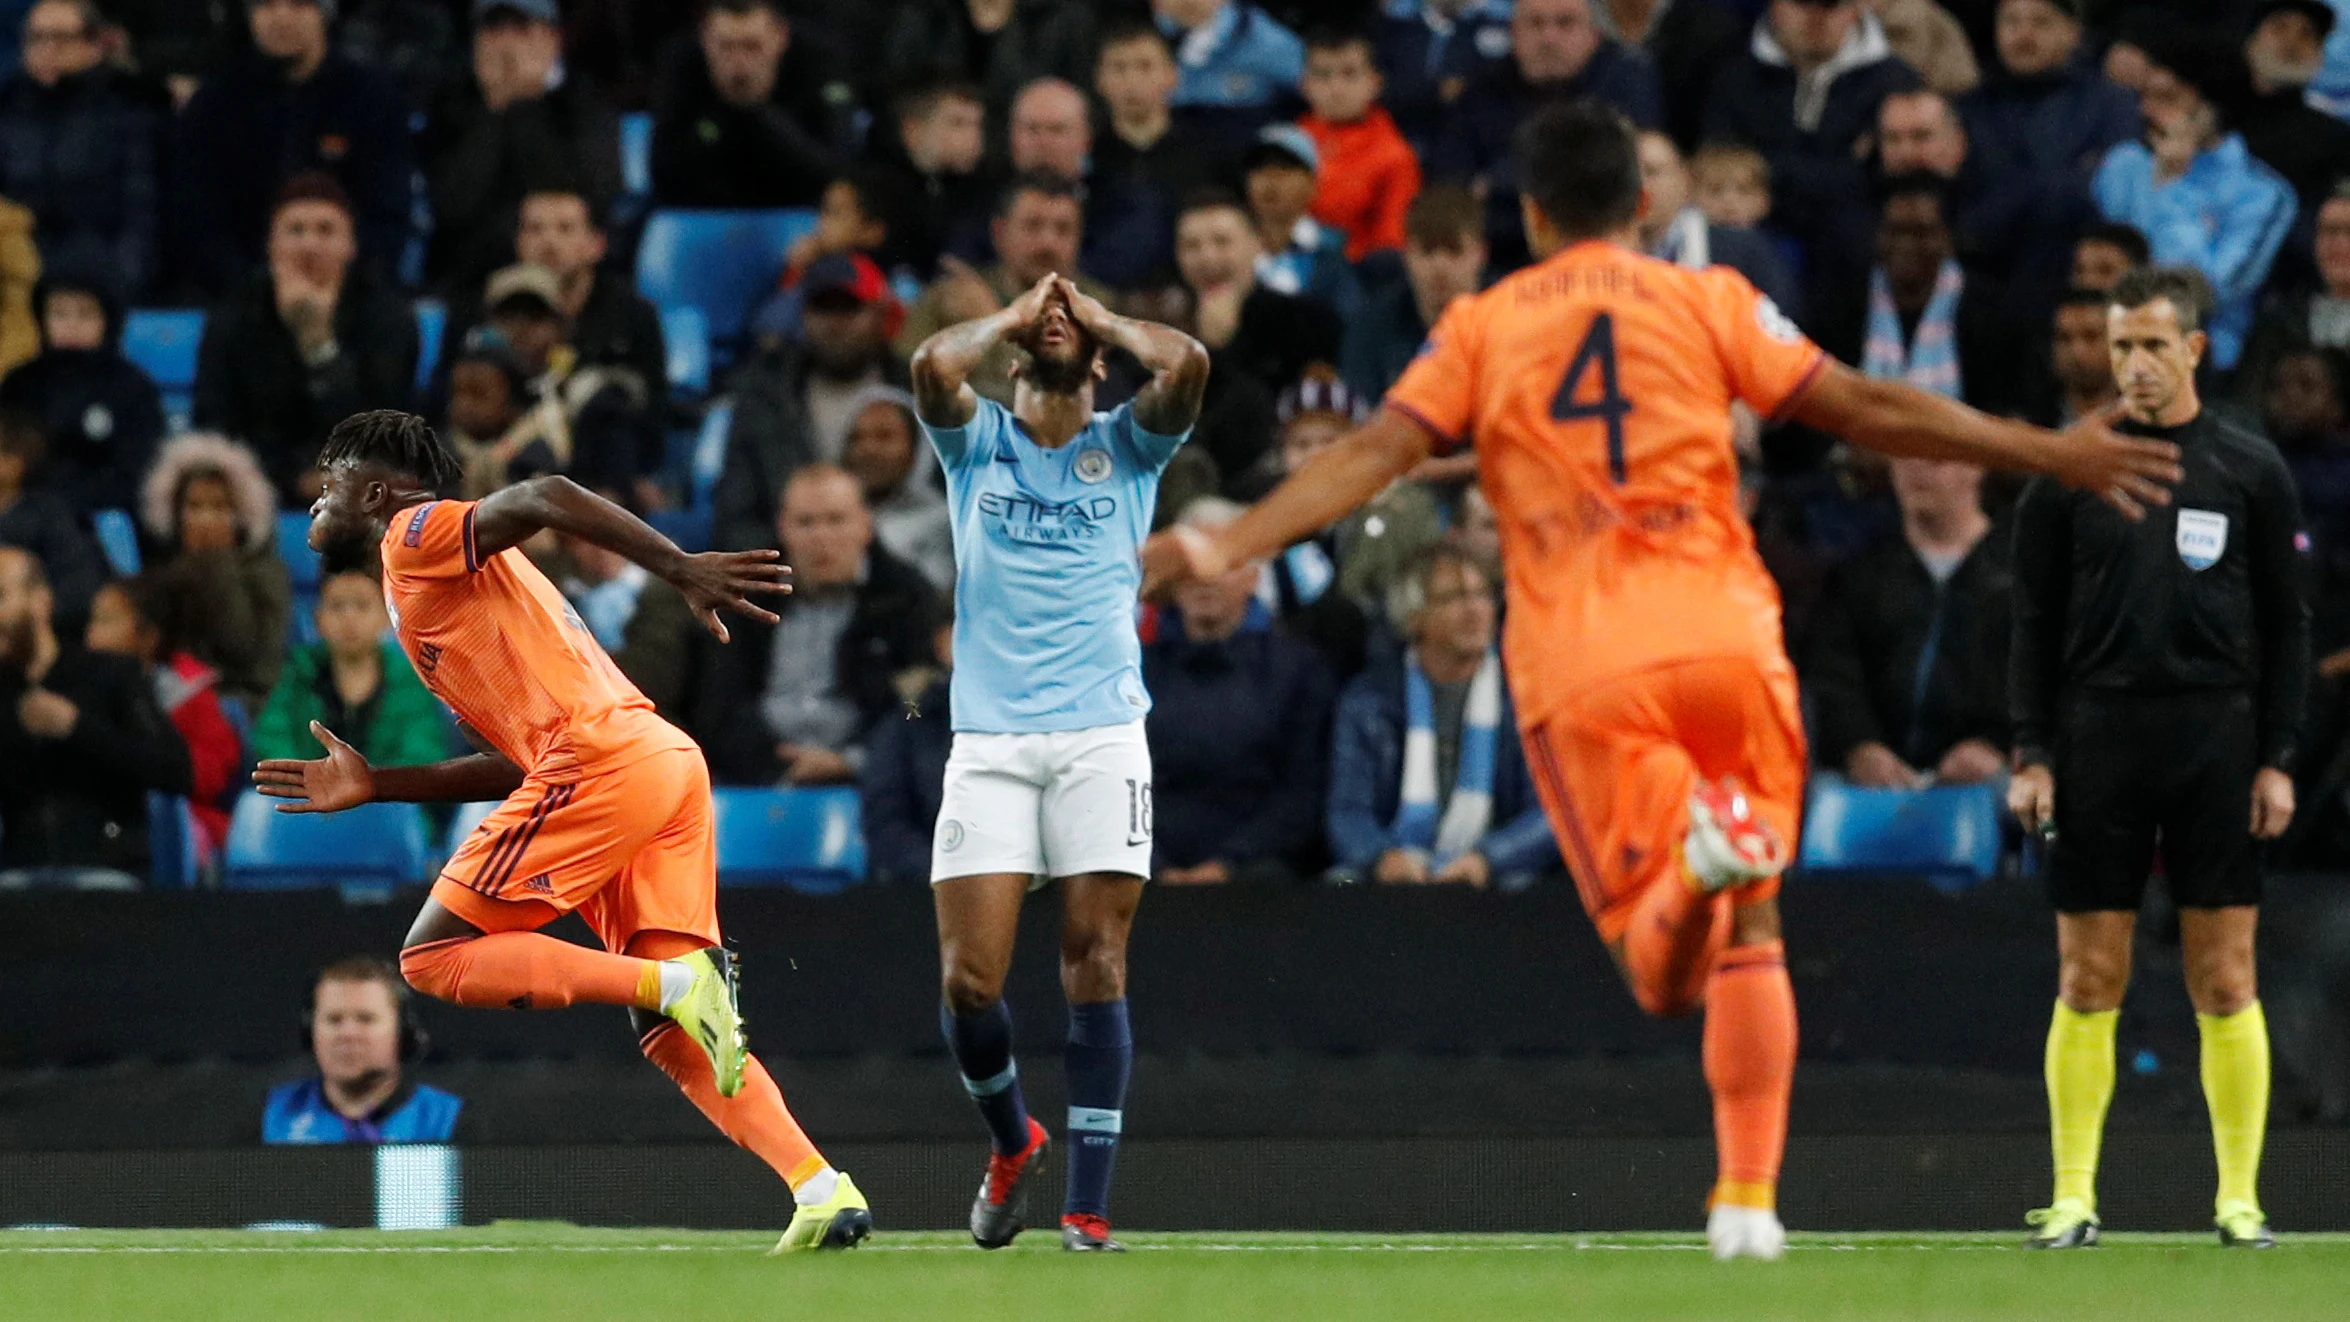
[1550,312,1634,483]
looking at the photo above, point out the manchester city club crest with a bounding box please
[2176,508,2229,571]
[1074,448,1113,484]
[941,819,966,852]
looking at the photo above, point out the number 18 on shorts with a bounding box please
[930,722,1155,884]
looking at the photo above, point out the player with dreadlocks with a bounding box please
[253,410,873,1251]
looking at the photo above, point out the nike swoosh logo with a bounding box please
[994,451,1020,464]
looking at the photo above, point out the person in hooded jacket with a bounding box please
[0,274,165,515]
[138,432,291,710]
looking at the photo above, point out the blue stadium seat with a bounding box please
[121,308,203,431]
[662,304,710,395]
[278,512,321,591]
[147,792,202,889]
[216,695,250,742]
[414,300,447,395]
[635,209,816,351]
[620,112,653,198]
[121,308,203,388]
[690,401,733,509]
[645,507,712,553]
[92,508,141,575]
[1798,780,2004,892]
[445,799,497,856]
[223,793,432,895]
[713,787,867,893]
[287,593,319,650]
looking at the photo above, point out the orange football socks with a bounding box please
[640,1021,826,1191]
[1702,940,1798,1212]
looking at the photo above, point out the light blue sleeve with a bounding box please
[920,397,1000,470]
[1261,16,1306,89]
[2090,142,2138,225]
[2201,166,2297,311]
[1113,402,1190,474]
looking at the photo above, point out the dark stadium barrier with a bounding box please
[1,878,2080,1068]
[7,1131,2350,1233]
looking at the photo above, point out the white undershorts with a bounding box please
[930,721,1153,884]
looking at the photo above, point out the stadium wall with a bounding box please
[8,1131,2350,1233]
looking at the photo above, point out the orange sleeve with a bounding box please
[1382,294,1484,456]
[1703,270,1830,422]
[381,499,481,580]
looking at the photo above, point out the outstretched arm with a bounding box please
[1142,407,1432,593]
[468,474,790,642]
[1785,362,2183,518]
[254,721,527,811]
[1060,280,1211,436]
[909,275,1058,429]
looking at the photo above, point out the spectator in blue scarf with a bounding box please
[1326,544,1556,891]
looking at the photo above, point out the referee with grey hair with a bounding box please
[2008,265,2309,1251]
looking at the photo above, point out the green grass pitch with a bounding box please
[3,1225,2346,1322]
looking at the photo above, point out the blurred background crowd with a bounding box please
[5,0,2350,897]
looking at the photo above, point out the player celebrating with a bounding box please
[1144,103,2182,1261]
[910,274,1207,1252]
[253,412,870,1252]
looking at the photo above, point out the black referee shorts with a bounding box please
[2046,689,2263,913]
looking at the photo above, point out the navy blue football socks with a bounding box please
[1064,999,1133,1219]
[943,1000,1032,1155]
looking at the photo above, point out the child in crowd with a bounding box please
[1689,143,1802,287]
[1689,143,1772,230]
[1244,124,1363,319]
[443,330,561,498]
[754,171,911,349]
[1297,28,1422,265]
[84,573,243,856]
[0,276,166,514]
[138,433,288,709]
[250,569,450,771]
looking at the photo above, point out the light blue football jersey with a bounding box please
[923,397,1188,734]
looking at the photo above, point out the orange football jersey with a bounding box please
[377,499,693,779]
[1384,241,1827,725]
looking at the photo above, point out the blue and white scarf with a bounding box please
[567,563,648,653]
[1393,650,1502,864]
[1862,259,1965,400]
[1257,541,1336,615]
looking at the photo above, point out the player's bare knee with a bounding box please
[1060,938,1128,1003]
[2185,952,2258,1018]
[941,959,1006,1015]
[2057,950,2130,1013]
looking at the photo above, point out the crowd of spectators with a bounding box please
[12,0,2350,886]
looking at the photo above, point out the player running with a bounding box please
[910,274,1207,1251]
[253,411,870,1252]
[1143,103,2182,1261]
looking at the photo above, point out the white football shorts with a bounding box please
[930,721,1153,884]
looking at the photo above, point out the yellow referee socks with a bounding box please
[2198,1001,2271,1215]
[2045,1002,2118,1210]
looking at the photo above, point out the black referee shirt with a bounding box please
[2010,411,2311,772]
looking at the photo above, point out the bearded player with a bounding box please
[1144,103,2182,1260]
[911,274,1206,1251]
[253,411,871,1251]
